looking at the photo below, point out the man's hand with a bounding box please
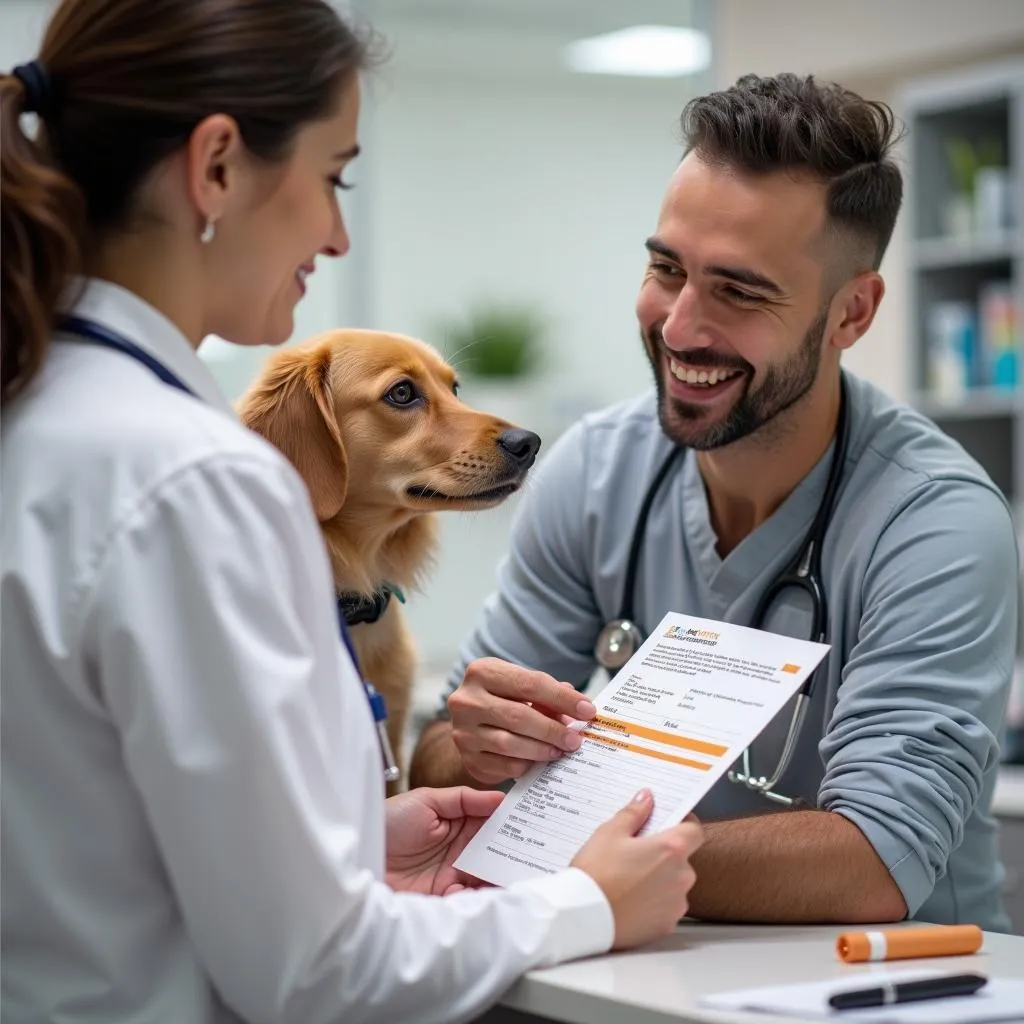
[384,786,504,896]
[447,657,597,785]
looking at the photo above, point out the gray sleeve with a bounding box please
[437,420,603,713]
[819,479,1017,917]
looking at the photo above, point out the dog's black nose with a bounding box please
[496,428,542,468]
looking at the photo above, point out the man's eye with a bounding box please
[651,261,682,277]
[330,175,355,192]
[384,380,420,407]
[723,286,760,303]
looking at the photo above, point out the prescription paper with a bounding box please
[699,971,1024,1023]
[455,612,830,887]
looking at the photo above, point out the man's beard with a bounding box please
[646,310,827,451]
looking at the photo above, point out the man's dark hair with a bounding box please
[680,73,904,272]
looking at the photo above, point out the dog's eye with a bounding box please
[452,381,460,397]
[384,380,420,407]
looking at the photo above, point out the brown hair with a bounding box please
[1,0,375,403]
[680,73,904,272]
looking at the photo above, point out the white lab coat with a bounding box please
[0,278,612,1024]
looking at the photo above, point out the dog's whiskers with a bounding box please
[442,332,489,371]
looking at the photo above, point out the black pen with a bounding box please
[828,972,988,1011]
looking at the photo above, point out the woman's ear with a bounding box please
[237,343,348,520]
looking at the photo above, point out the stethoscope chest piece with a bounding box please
[594,618,646,671]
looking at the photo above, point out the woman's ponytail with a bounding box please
[1,69,85,403]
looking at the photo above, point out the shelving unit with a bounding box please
[900,61,1024,772]
[900,59,1024,511]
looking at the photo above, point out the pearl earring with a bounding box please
[200,217,215,244]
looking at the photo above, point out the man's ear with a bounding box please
[237,344,348,520]
[828,270,885,353]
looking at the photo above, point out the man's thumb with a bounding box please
[609,788,654,835]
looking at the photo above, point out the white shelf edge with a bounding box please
[912,232,1022,270]
[897,58,1024,114]
[914,390,1024,420]
[994,765,1024,818]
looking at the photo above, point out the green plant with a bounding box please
[944,136,1005,195]
[438,304,545,379]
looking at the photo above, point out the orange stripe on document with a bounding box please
[580,730,713,771]
[781,663,801,673]
[591,714,727,758]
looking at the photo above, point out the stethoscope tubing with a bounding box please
[594,376,851,802]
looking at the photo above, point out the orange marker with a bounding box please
[836,925,983,963]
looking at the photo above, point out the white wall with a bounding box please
[843,77,910,403]
[714,0,1024,86]
[364,67,699,665]
[0,1,51,69]
[366,68,689,428]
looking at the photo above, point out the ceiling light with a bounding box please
[564,25,711,78]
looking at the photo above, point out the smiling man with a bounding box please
[410,73,1018,932]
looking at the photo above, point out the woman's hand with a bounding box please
[384,786,504,895]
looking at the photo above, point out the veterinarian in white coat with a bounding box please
[0,3,703,1024]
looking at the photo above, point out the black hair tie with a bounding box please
[11,59,56,119]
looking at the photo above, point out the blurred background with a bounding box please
[3,1,1023,740]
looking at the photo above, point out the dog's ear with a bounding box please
[237,344,348,520]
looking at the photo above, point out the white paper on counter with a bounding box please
[455,611,830,886]
[700,971,1024,1023]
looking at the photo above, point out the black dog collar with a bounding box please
[337,583,406,627]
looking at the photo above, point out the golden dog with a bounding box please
[237,329,541,788]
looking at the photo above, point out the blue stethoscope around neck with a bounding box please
[593,373,850,807]
[58,314,401,784]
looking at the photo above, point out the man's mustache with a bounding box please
[645,326,751,374]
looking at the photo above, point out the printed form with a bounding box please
[455,612,830,887]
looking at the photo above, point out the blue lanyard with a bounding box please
[59,316,194,391]
[335,606,399,782]
[58,315,400,782]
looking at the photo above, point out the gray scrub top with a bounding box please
[443,371,1018,932]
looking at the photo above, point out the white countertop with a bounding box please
[494,922,1024,1024]
[995,765,1024,818]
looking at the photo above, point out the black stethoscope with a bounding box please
[58,315,400,783]
[593,375,850,806]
